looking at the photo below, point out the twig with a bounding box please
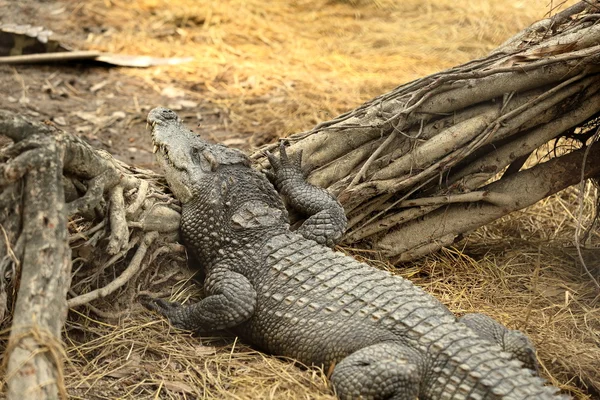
[395,191,513,208]
[574,127,600,290]
[126,179,149,218]
[0,51,101,65]
[150,243,186,263]
[137,289,174,299]
[68,220,106,244]
[346,193,394,229]
[68,232,159,308]
[391,233,457,264]
[81,301,132,320]
[0,224,19,269]
[346,178,438,242]
[346,129,399,190]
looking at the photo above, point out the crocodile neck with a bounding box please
[180,164,289,269]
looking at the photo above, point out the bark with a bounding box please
[0,113,180,399]
[379,142,600,262]
[2,134,70,400]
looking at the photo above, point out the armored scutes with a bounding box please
[142,107,566,399]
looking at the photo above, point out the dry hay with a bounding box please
[64,314,333,399]
[459,183,600,397]
[71,0,579,143]
[24,0,600,399]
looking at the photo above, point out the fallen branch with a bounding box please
[378,141,600,261]
[0,50,100,64]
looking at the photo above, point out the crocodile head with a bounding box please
[147,107,249,203]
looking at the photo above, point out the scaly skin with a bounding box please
[142,107,567,400]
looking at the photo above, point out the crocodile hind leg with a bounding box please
[265,141,347,247]
[330,343,424,400]
[459,313,539,372]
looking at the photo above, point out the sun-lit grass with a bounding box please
[77,0,577,141]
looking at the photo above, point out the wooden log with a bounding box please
[4,136,71,400]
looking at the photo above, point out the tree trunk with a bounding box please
[0,113,179,400]
[252,1,600,261]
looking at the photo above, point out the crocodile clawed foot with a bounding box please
[264,140,304,185]
[140,294,182,315]
[140,295,192,330]
[277,140,303,170]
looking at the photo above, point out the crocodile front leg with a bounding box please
[142,267,257,331]
[265,142,347,247]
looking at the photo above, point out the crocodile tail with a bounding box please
[420,320,569,399]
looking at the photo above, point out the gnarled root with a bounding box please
[0,110,182,400]
[254,1,600,263]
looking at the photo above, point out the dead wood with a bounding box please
[253,0,600,261]
[0,50,101,64]
[0,112,180,399]
[1,131,70,400]
[379,141,600,263]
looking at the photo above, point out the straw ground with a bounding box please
[73,0,583,143]
[60,180,600,399]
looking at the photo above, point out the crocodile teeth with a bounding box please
[153,145,158,154]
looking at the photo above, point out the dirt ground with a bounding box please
[1,0,599,399]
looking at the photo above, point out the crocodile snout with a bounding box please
[147,107,179,126]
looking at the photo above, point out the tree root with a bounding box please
[107,185,129,254]
[253,3,600,262]
[0,111,182,400]
[68,231,159,308]
[379,141,600,261]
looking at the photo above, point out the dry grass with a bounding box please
[49,0,600,398]
[461,184,600,397]
[61,183,600,399]
[75,0,578,142]
[64,314,333,399]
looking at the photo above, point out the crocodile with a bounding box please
[142,106,566,399]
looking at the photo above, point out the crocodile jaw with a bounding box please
[147,107,205,204]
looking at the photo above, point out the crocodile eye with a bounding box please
[188,147,212,171]
[190,147,202,162]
